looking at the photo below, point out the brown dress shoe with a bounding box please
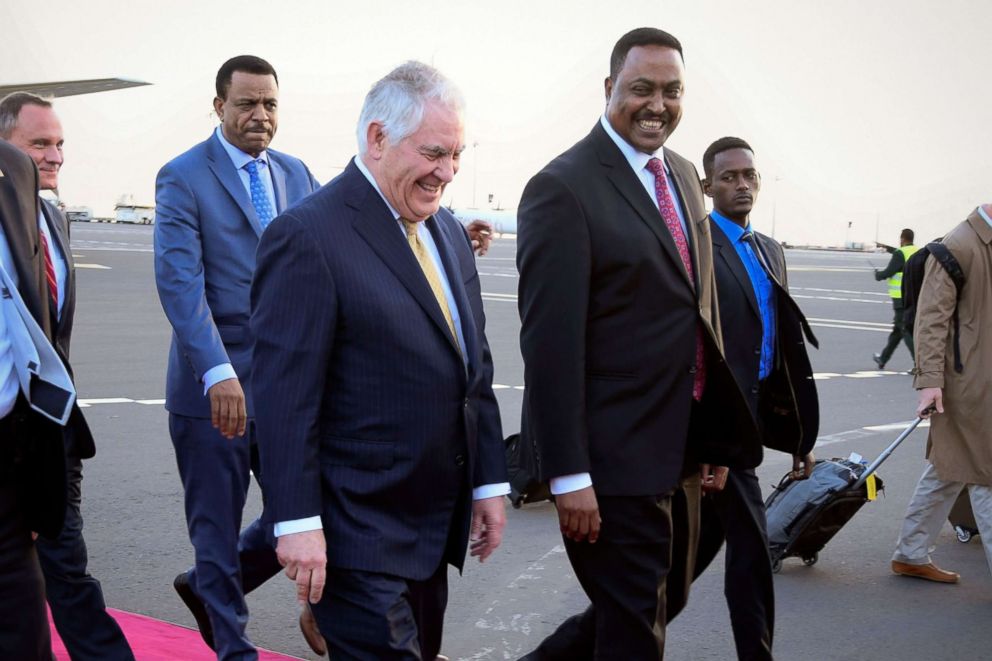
[300,603,328,656]
[891,560,960,583]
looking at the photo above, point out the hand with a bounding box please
[276,530,327,605]
[700,464,729,494]
[469,496,507,562]
[917,387,943,418]
[555,486,601,543]
[791,452,815,480]
[466,220,493,256]
[208,377,247,439]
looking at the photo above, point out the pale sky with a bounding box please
[3,0,990,246]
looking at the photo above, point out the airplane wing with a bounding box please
[0,77,150,99]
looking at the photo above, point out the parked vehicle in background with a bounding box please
[66,206,93,222]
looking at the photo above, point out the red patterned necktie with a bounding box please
[39,229,59,309]
[646,157,705,400]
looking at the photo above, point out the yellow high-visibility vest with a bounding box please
[888,244,920,299]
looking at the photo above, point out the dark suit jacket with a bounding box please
[517,123,760,496]
[0,140,67,538]
[251,160,507,580]
[710,220,819,456]
[40,198,95,460]
[155,132,319,418]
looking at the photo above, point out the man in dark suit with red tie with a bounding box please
[517,28,759,659]
[250,61,507,659]
[1,91,135,661]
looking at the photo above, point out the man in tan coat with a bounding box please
[891,205,992,583]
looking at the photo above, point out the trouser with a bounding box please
[36,455,135,661]
[893,462,992,575]
[170,414,282,661]
[0,400,52,660]
[311,561,449,660]
[878,299,914,365]
[524,476,701,661]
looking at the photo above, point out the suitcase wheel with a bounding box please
[771,558,783,574]
[955,526,973,543]
[802,553,819,567]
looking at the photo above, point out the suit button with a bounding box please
[464,398,470,409]
[751,385,760,394]
[754,347,761,355]
[455,454,466,467]
[688,365,697,374]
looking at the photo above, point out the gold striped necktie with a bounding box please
[402,219,460,347]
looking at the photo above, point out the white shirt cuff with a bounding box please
[473,482,511,500]
[202,363,237,395]
[273,516,323,537]
[550,473,593,495]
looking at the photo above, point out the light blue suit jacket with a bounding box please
[154,132,319,418]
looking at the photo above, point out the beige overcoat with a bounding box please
[913,209,992,484]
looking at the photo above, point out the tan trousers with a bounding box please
[892,462,992,576]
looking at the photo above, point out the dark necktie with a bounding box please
[646,157,705,400]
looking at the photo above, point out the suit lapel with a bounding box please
[428,215,477,373]
[593,126,695,293]
[268,154,289,214]
[205,134,263,237]
[345,164,464,360]
[711,219,760,318]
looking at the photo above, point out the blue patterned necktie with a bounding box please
[244,159,274,228]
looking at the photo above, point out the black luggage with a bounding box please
[765,417,925,572]
[950,491,980,543]
[505,434,551,508]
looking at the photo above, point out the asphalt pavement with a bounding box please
[66,223,990,660]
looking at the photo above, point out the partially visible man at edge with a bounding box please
[0,91,135,660]
[154,55,324,659]
[516,28,760,660]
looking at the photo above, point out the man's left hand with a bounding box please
[466,220,494,257]
[700,464,729,494]
[469,496,506,562]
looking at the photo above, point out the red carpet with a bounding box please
[48,607,304,660]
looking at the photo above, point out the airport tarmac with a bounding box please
[65,223,989,660]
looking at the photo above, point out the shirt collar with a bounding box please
[599,115,667,176]
[710,209,750,243]
[215,126,269,171]
[978,205,992,229]
[354,155,401,221]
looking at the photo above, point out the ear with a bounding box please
[365,121,387,160]
[604,76,613,103]
[212,97,224,120]
[702,178,713,198]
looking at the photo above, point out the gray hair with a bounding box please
[356,61,465,155]
[0,91,53,139]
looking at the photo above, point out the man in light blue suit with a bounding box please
[154,55,320,660]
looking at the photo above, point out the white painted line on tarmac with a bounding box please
[77,397,134,407]
[75,263,111,269]
[136,399,166,405]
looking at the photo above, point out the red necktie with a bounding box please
[39,229,59,309]
[646,157,705,401]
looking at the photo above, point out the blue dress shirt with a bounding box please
[710,211,777,380]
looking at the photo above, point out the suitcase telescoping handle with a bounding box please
[851,413,930,490]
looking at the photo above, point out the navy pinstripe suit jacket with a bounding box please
[251,160,506,580]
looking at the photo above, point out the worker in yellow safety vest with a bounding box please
[873,228,919,369]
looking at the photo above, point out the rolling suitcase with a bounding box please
[764,417,925,572]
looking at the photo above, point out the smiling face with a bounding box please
[213,71,279,157]
[7,103,64,191]
[704,148,761,225]
[605,45,685,154]
[364,101,464,222]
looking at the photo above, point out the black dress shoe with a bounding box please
[174,571,215,650]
